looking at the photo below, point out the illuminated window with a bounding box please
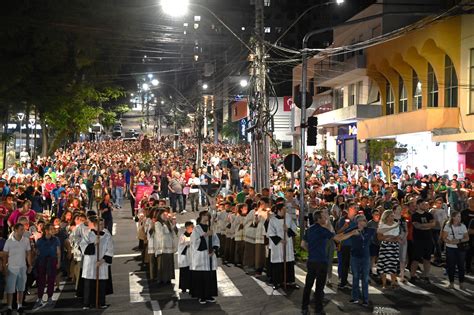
[428,63,438,107]
[399,75,408,113]
[386,83,394,115]
[194,16,201,22]
[264,27,271,33]
[264,0,271,6]
[444,55,458,107]
[412,70,422,110]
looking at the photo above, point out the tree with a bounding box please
[221,120,239,142]
[0,0,137,155]
[368,139,397,182]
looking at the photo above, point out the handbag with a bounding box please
[451,225,470,251]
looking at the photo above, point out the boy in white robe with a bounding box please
[178,221,194,292]
[189,211,220,304]
[267,203,298,290]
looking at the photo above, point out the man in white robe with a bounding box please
[189,211,220,304]
[80,217,114,309]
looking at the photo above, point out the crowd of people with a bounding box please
[0,133,473,315]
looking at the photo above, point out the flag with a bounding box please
[231,99,248,122]
[283,96,293,112]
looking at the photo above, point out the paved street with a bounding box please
[18,203,474,315]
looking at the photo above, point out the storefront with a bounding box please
[392,132,458,177]
[457,141,474,180]
[336,124,366,164]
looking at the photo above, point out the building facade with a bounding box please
[358,14,473,178]
[292,1,472,178]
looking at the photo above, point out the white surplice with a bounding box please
[153,221,178,255]
[177,232,192,268]
[267,215,296,263]
[80,229,114,280]
[190,224,220,271]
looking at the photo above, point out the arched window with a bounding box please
[428,63,438,107]
[399,75,408,113]
[412,70,422,110]
[386,83,394,115]
[445,55,458,107]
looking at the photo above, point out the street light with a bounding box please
[161,0,189,17]
[151,79,159,86]
[17,113,25,153]
[239,79,248,88]
[160,0,253,53]
[147,73,153,79]
[142,83,150,91]
[202,83,208,90]
[271,0,344,48]
[297,0,344,241]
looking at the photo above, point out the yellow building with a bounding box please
[357,14,474,178]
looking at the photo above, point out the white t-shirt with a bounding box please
[188,178,201,194]
[378,222,400,237]
[443,223,468,249]
[4,235,31,271]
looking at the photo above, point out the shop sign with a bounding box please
[349,125,358,136]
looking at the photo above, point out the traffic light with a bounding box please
[293,85,313,109]
[307,116,318,146]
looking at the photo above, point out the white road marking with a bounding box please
[112,223,117,235]
[151,300,163,315]
[294,265,335,294]
[173,267,242,299]
[114,253,141,258]
[332,266,382,294]
[250,276,285,296]
[172,269,192,300]
[217,266,243,296]
[129,271,150,303]
[397,279,432,295]
[51,281,65,302]
[432,278,473,301]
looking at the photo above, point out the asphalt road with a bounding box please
[19,204,474,315]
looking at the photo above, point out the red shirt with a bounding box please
[8,209,37,226]
[114,178,125,188]
[184,169,192,182]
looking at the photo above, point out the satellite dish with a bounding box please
[284,154,302,172]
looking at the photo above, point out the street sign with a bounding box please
[283,154,302,172]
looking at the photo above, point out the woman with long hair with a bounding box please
[153,208,177,285]
[377,210,401,289]
[441,211,469,289]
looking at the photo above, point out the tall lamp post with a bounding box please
[298,0,344,240]
[17,112,25,155]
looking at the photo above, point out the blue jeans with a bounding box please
[115,187,124,207]
[170,193,183,212]
[351,255,370,303]
[446,247,466,283]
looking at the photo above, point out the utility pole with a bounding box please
[250,0,270,192]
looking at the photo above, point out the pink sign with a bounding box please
[135,185,154,209]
